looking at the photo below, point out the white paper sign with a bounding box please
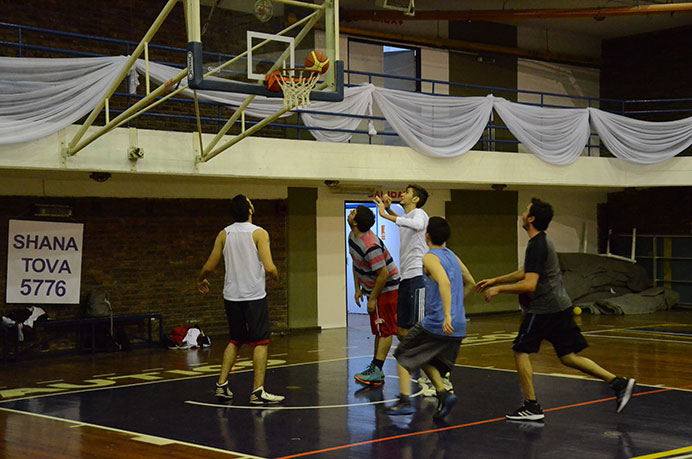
[6,220,84,304]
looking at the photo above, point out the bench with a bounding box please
[1,313,164,362]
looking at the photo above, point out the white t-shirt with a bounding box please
[222,222,266,301]
[395,208,429,280]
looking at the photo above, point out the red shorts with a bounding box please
[369,290,398,338]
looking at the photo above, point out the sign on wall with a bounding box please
[6,220,84,304]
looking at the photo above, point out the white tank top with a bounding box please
[222,222,266,301]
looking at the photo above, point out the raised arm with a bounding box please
[197,229,226,294]
[254,227,278,280]
[374,195,399,222]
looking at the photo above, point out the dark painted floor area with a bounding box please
[3,355,691,459]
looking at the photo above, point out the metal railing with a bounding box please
[3,21,692,156]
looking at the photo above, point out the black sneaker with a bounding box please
[505,400,545,421]
[386,395,414,416]
[610,377,636,413]
[215,381,233,400]
[433,390,458,419]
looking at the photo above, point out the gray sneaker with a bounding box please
[610,377,636,413]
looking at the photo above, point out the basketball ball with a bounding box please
[305,50,329,74]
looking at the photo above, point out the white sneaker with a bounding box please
[417,376,436,397]
[250,386,285,405]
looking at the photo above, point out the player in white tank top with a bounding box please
[197,194,283,405]
[223,222,266,301]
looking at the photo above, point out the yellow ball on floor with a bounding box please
[573,306,582,316]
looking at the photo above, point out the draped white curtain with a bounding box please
[588,107,692,165]
[0,56,130,144]
[493,98,591,166]
[3,56,692,166]
[372,89,494,158]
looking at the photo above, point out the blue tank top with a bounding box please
[421,248,466,338]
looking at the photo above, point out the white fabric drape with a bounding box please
[301,85,374,143]
[493,97,591,166]
[3,56,692,166]
[589,107,692,165]
[0,56,130,144]
[372,88,494,158]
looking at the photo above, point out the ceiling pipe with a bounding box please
[341,3,692,22]
[333,25,600,67]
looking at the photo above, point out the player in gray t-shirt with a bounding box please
[475,198,636,423]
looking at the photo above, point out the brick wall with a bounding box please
[0,196,288,340]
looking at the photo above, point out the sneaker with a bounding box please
[610,377,636,413]
[215,381,233,400]
[416,376,436,397]
[250,386,285,405]
[168,342,190,350]
[354,363,385,386]
[442,372,454,394]
[386,395,414,416]
[506,400,545,421]
[434,390,457,419]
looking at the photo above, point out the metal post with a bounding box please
[67,0,179,154]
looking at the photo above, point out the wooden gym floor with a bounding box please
[1,309,692,458]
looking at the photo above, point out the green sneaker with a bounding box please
[354,363,385,386]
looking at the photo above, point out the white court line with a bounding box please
[36,379,64,385]
[186,387,423,411]
[455,363,692,392]
[93,373,116,378]
[271,353,288,357]
[141,368,164,372]
[582,333,692,345]
[0,406,264,458]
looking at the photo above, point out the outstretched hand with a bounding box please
[474,278,495,292]
[373,196,388,216]
[198,279,210,295]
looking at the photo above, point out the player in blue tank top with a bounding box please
[387,217,476,419]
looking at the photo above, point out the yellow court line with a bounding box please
[630,445,692,459]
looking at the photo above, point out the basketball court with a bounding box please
[2,311,692,458]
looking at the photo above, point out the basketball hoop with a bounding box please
[269,68,320,109]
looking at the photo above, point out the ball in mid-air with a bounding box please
[305,50,330,74]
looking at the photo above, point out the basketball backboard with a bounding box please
[185,0,343,102]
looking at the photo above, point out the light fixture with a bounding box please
[376,0,415,16]
[90,172,111,183]
[34,204,73,218]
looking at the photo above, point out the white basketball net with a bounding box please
[274,69,320,109]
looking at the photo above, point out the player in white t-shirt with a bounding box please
[376,185,453,394]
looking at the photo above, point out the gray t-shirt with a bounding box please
[520,232,572,314]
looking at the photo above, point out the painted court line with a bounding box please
[0,355,375,403]
[630,445,692,459]
[274,384,692,459]
[582,333,692,345]
[0,406,266,459]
